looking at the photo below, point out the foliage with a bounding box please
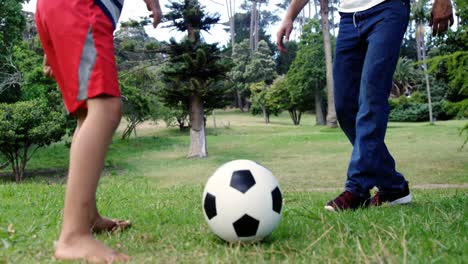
[0,0,27,102]
[114,21,164,71]
[267,76,303,125]
[0,100,66,182]
[11,43,63,108]
[285,20,325,124]
[245,40,277,85]
[389,95,447,122]
[228,39,251,103]
[454,0,468,26]
[225,9,278,52]
[160,40,232,112]
[120,68,159,139]
[275,41,298,75]
[249,81,281,123]
[427,51,468,102]
[392,57,423,98]
[162,0,232,157]
[0,0,26,58]
[158,101,189,130]
[442,99,468,119]
[164,0,220,42]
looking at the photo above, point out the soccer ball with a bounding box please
[202,160,283,242]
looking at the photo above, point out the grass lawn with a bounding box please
[1,110,467,263]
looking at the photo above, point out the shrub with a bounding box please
[443,99,468,119]
[389,99,445,122]
[0,100,66,182]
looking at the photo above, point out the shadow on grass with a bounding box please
[0,165,124,184]
[207,234,283,247]
[0,168,67,184]
[387,125,406,129]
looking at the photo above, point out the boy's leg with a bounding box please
[73,106,131,233]
[55,96,129,263]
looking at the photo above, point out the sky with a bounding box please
[22,0,288,46]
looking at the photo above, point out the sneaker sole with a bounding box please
[388,193,412,206]
[324,205,336,212]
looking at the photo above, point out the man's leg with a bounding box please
[345,0,410,195]
[55,96,129,263]
[324,13,372,211]
[333,15,366,147]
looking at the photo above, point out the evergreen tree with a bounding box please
[245,40,277,122]
[228,39,251,111]
[161,0,231,158]
[286,20,326,125]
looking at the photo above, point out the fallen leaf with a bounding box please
[7,224,15,235]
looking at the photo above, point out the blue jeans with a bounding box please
[333,0,410,198]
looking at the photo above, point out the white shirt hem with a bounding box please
[338,0,387,13]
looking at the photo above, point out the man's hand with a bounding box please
[430,0,454,36]
[277,19,293,53]
[143,0,162,28]
[276,0,308,53]
[43,55,53,78]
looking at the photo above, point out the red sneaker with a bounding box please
[371,183,412,206]
[324,191,370,212]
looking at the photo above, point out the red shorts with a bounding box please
[35,0,120,114]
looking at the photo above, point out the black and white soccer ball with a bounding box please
[202,160,283,242]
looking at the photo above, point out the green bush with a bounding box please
[443,99,468,119]
[0,100,66,182]
[389,98,445,122]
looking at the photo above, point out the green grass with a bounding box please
[0,110,467,263]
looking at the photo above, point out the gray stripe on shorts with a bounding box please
[77,27,97,101]
[98,0,122,26]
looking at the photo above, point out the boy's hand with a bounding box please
[430,0,454,36]
[144,0,162,28]
[277,18,293,53]
[43,55,53,77]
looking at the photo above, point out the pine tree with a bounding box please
[162,0,231,158]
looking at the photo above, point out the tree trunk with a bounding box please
[262,106,269,124]
[236,88,244,111]
[330,0,335,37]
[20,147,28,182]
[249,0,257,51]
[230,17,236,48]
[416,23,433,123]
[416,23,423,62]
[315,85,326,125]
[421,38,434,124]
[12,151,20,182]
[254,2,260,50]
[226,0,236,49]
[212,110,217,129]
[320,0,338,128]
[289,110,302,125]
[188,95,207,158]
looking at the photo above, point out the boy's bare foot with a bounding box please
[92,216,132,233]
[55,235,130,263]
